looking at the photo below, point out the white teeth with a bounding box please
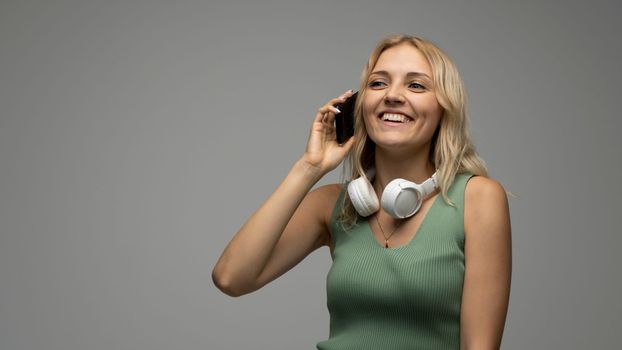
[381,113,410,122]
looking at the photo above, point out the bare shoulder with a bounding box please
[309,183,345,227]
[301,183,344,249]
[464,175,511,239]
[465,175,508,203]
[311,182,344,197]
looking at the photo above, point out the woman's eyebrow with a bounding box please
[370,70,432,80]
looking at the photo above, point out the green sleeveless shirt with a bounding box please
[316,173,475,350]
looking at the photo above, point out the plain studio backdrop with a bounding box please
[1,0,620,349]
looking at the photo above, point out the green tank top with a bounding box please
[316,173,475,350]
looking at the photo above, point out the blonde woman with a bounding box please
[212,34,512,350]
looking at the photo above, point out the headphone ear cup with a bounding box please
[381,179,423,219]
[347,177,379,217]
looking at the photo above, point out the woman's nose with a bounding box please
[384,86,406,104]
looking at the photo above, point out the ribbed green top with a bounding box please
[316,173,475,350]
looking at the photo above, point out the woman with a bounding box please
[212,34,512,350]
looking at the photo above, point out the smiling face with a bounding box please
[362,43,443,153]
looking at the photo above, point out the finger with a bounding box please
[314,107,328,123]
[324,106,341,125]
[318,104,340,124]
[321,112,330,125]
[315,103,339,121]
[337,89,354,100]
[318,103,341,115]
[322,115,335,131]
[315,90,352,123]
[331,90,354,105]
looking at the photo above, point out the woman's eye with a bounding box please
[368,81,386,87]
[409,82,426,89]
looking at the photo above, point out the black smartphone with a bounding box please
[334,91,358,144]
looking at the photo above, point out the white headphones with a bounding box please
[347,168,439,219]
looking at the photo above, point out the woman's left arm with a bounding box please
[460,176,512,350]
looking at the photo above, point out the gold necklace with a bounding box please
[375,215,404,248]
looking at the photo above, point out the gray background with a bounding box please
[1,0,620,349]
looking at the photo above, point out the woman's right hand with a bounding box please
[301,90,357,176]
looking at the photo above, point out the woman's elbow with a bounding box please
[211,267,254,297]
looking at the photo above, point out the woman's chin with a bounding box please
[371,135,430,155]
[374,140,416,152]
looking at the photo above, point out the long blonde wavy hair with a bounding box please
[336,34,488,231]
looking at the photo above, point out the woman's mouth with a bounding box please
[379,113,413,126]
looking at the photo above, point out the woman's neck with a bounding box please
[372,145,436,193]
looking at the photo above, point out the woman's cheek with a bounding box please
[362,114,376,136]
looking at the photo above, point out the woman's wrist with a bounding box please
[293,158,325,185]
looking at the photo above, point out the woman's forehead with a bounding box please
[373,44,432,77]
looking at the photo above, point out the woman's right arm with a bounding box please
[211,90,355,297]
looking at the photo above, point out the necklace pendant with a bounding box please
[385,240,389,248]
